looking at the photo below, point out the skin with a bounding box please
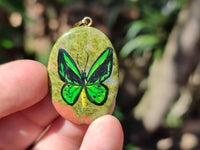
[0,60,124,150]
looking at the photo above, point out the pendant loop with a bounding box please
[74,17,93,27]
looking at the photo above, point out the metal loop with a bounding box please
[74,17,93,27]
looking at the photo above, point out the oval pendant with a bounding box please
[48,17,119,124]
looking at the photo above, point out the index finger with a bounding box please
[0,60,48,118]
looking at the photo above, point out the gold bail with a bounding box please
[74,17,93,27]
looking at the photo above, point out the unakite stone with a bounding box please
[48,26,119,124]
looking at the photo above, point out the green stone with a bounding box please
[48,26,119,124]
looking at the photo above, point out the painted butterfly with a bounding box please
[58,47,113,106]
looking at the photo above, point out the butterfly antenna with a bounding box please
[84,52,89,72]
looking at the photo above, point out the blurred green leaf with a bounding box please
[124,144,137,150]
[126,21,147,40]
[120,34,158,58]
[113,105,124,121]
[166,88,192,128]
[1,39,14,49]
[152,48,163,60]
[166,113,182,128]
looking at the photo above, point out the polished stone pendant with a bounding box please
[48,17,119,124]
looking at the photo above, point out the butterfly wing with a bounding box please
[86,47,113,84]
[58,48,82,84]
[61,84,83,105]
[85,84,108,105]
[57,48,83,105]
[86,47,113,105]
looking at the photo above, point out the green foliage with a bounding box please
[0,0,24,63]
[165,89,192,128]
[113,105,124,121]
[152,48,163,60]
[0,0,24,13]
[120,34,159,58]
[166,112,183,128]
[1,39,14,49]
[165,100,184,128]
[0,0,188,148]
[120,0,185,58]
[125,21,147,40]
[124,143,137,150]
[0,25,22,48]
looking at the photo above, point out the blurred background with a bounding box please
[1,0,200,149]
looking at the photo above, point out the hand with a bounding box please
[0,60,124,150]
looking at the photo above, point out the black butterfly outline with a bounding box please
[57,47,113,106]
